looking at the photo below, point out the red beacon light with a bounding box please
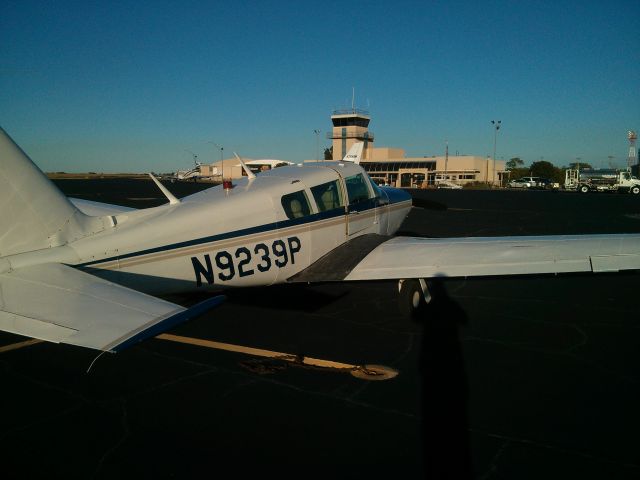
[222,179,233,190]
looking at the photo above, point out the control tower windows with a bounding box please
[331,117,370,128]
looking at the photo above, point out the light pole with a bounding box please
[491,120,501,186]
[444,140,448,179]
[185,149,198,166]
[208,142,224,180]
[313,129,320,161]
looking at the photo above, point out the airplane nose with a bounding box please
[383,186,412,205]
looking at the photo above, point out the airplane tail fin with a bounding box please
[0,127,107,258]
[343,142,364,164]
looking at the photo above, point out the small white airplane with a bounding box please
[168,152,205,182]
[175,165,204,181]
[169,163,204,182]
[1,127,639,353]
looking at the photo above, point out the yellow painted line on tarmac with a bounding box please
[0,338,44,354]
[155,333,355,370]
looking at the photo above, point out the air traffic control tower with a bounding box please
[328,108,374,160]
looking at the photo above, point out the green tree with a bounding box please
[507,167,531,182]
[530,160,564,183]
[324,146,333,160]
[506,157,524,170]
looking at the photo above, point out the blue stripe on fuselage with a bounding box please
[78,206,345,267]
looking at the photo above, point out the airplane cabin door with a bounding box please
[341,172,378,236]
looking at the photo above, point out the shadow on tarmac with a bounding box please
[222,283,350,312]
[416,279,472,479]
[411,197,448,211]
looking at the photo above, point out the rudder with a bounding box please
[0,127,106,257]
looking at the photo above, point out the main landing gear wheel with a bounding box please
[398,279,431,319]
[579,185,590,194]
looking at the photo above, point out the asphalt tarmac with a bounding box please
[1,180,639,479]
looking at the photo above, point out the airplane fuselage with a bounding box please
[59,162,412,295]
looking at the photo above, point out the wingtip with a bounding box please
[110,294,226,352]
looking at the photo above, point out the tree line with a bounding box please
[505,158,593,185]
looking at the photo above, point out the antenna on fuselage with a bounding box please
[148,173,180,205]
[233,152,256,180]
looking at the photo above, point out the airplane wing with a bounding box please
[289,233,640,282]
[0,263,224,352]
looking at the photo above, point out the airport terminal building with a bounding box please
[329,109,506,188]
[199,159,292,179]
[199,109,506,187]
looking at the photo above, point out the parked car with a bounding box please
[508,176,540,188]
[535,178,560,189]
[436,180,462,189]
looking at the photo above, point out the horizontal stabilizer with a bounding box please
[0,263,224,352]
[69,198,135,216]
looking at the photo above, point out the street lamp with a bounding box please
[185,149,198,166]
[491,120,501,186]
[444,140,448,178]
[313,129,320,161]
[208,142,224,180]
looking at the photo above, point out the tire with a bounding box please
[631,186,640,195]
[579,185,590,194]
[399,279,427,319]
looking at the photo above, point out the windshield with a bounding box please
[344,173,371,204]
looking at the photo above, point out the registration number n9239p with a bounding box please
[191,236,301,286]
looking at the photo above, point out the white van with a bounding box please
[508,176,540,188]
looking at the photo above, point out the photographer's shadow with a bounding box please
[415,279,472,479]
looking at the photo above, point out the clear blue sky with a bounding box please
[1,0,639,172]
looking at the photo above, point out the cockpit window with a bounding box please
[310,180,344,212]
[344,173,371,204]
[281,190,312,219]
[367,175,383,198]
